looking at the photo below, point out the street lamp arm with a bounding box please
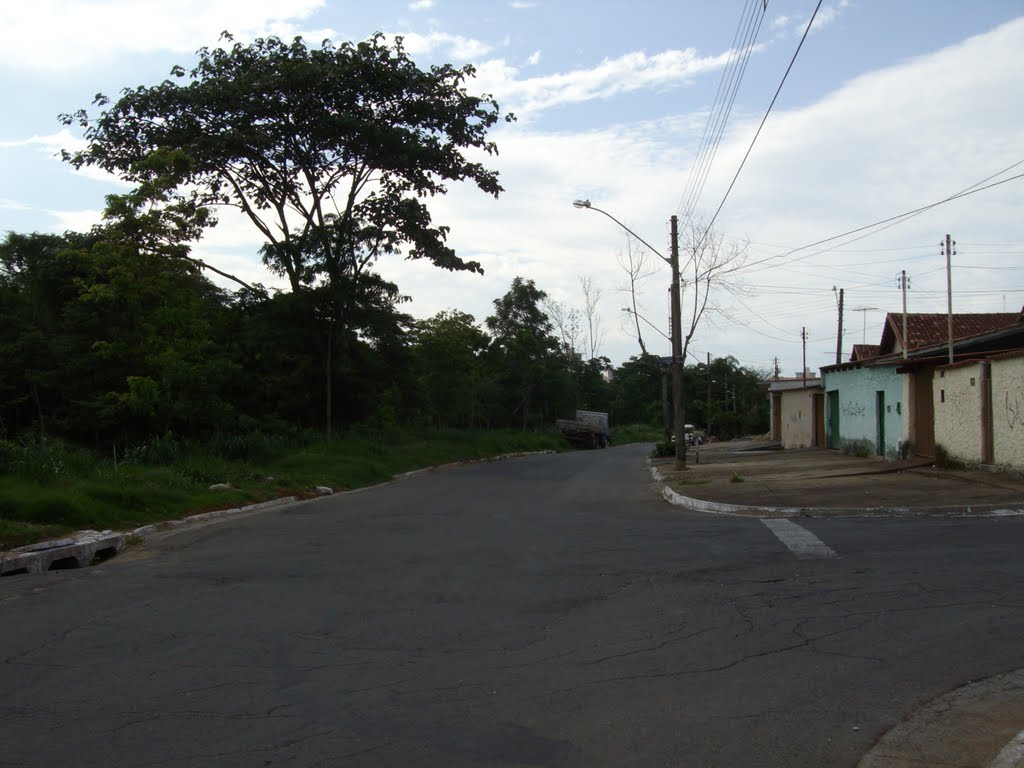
[572,199,669,265]
[622,307,671,343]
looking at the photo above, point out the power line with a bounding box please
[692,0,824,254]
[677,0,768,221]
[734,165,1024,276]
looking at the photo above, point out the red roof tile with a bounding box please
[850,344,880,362]
[879,312,1020,354]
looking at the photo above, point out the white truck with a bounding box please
[556,410,611,449]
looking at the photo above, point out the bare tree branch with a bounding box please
[579,275,605,360]
[615,234,658,356]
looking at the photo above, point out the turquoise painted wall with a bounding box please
[822,365,904,459]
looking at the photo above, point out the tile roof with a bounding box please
[879,312,1021,354]
[850,344,880,362]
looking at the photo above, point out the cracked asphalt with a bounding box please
[2,444,1023,767]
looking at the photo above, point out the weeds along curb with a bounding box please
[0,497,299,578]
[1,450,558,578]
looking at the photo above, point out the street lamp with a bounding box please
[574,199,688,468]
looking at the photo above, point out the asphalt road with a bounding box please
[2,444,1023,767]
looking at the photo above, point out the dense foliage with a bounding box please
[0,231,767,448]
[1,33,767,455]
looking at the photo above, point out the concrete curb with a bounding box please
[1,450,557,578]
[649,462,1024,519]
[0,530,127,576]
[127,496,300,540]
[857,668,1024,768]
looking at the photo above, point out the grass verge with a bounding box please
[0,429,571,550]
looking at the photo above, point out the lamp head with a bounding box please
[572,199,591,209]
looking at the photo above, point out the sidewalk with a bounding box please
[652,440,1024,517]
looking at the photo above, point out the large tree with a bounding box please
[62,32,512,435]
[486,278,558,429]
[61,32,512,293]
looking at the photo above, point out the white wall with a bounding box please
[992,353,1024,469]
[780,389,818,449]
[933,363,983,464]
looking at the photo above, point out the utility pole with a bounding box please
[572,199,685,465]
[942,234,956,364]
[706,352,712,437]
[670,215,686,468]
[898,271,911,360]
[661,368,671,445]
[834,287,844,364]
[801,327,807,386]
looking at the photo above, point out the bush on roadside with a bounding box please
[651,440,675,458]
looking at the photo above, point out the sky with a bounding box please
[2,0,1023,376]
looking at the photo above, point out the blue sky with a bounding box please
[2,1,1023,375]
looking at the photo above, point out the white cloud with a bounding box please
[525,50,542,66]
[370,17,1024,370]
[0,129,85,154]
[509,2,538,8]
[45,208,104,233]
[387,30,492,60]
[409,0,435,10]
[0,0,331,73]
[773,0,849,37]
[475,47,734,118]
[810,1,850,34]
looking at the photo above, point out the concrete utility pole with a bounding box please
[707,351,713,437]
[898,271,910,360]
[669,215,686,468]
[834,287,845,364]
[573,200,686,467]
[942,234,956,364]
[801,327,807,386]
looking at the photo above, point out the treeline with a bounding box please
[0,231,768,450]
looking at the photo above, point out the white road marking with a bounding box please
[761,518,837,559]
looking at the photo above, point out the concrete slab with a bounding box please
[655,441,1024,517]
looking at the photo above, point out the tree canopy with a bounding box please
[61,32,513,293]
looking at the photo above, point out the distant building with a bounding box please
[768,372,824,449]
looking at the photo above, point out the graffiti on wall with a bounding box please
[842,401,866,418]
[1007,390,1023,429]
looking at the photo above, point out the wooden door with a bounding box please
[827,390,840,449]
[813,392,825,447]
[913,369,935,458]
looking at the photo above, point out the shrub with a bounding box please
[651,440,675,458]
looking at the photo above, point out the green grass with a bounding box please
[0,429,565,550]
[613,423,662,445]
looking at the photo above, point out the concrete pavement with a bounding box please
[652,440,1024,518]
[653,440,1024,768]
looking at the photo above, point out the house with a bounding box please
[768,372,824,449]
[820,358,904,457]
[929,350,1024,468]
[850,344,880,362]
[822,309,1024,462]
